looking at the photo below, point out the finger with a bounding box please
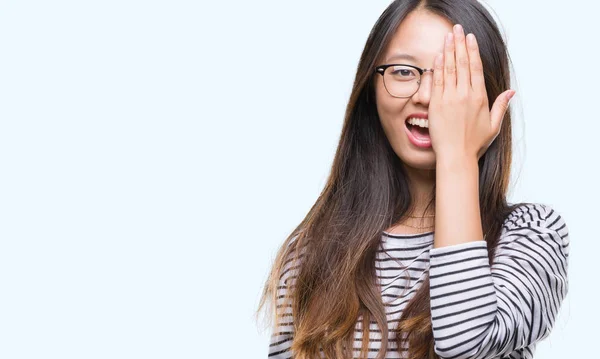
[444,32,456,89]
[432,52,444,96]
[490,90,515,133]
[453,24,470,93]
[466,33,485,94]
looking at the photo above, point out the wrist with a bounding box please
[436,152,479,171]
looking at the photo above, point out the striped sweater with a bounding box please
[267,203,570,359]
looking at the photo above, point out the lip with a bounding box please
[404,113,432,149]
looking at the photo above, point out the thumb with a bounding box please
[490,89,515,133]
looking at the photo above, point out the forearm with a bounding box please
[428,204,570,359]
[433,154,483,248]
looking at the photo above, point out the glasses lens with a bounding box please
[384,65,420,98]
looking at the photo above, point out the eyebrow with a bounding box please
[386,53,418,63]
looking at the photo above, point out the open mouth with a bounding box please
[405,119,430,138]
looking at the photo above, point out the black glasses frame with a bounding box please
[375,64,435,98]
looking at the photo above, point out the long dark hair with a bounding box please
[257,1,532,358]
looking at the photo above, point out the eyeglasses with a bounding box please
[375,64,434,98]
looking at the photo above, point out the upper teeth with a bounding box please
[407,118,429,128]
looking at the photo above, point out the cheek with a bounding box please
[374,77,410,140]
[376,91,408,129]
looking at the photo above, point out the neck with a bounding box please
[385,164,437,235]
[404,164,436,216]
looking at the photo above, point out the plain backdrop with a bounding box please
[0,0,598,358]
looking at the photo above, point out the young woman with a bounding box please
[257,1,570,358]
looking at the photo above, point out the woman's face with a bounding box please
[374,10,453,170]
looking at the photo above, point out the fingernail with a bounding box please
[506,90,516,102]
[454,24,463,34]
[466,33,475,46]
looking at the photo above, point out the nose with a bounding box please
[411,70,434,106]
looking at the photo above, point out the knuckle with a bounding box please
[474,93,486,105]
[458,57,469,67]
[445,66,456,75]
[434,78,444,87]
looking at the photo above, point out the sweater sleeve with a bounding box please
[428,203,570,359]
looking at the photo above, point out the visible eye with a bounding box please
[389,66,418,81]
[393,69,413,76]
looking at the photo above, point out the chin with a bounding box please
[403,160,436,171]
[396,148,437,171]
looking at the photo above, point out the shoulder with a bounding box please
[278,233,306,287]
[500,202,570,254]
[502,203,567,231]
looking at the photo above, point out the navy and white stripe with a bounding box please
[268,203,569,359]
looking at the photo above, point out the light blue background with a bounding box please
[0,0,597,358]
